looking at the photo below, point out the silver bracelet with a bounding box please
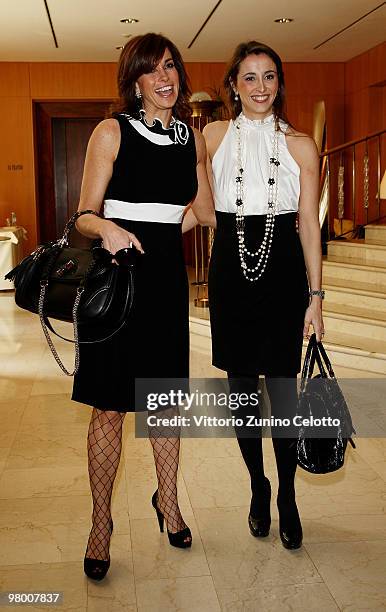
[309,289,325,299]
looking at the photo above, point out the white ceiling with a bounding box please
[0,0,385,63]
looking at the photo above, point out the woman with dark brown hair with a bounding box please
[204,41,324,549]
[72,32,215,579]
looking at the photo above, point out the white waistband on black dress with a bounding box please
[104,199,185,223]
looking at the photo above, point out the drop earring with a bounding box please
[136,90,142,99]
[234,92,239,101]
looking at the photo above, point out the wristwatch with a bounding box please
[309,289,325,299]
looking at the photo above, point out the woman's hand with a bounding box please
[303,300,325,342]
[99,219,144,254]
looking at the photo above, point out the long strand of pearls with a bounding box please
[235,113,280,282]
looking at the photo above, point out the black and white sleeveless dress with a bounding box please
[208,114,309,376]
[72,112,197,412]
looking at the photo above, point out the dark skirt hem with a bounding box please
[71,394,133,413]
[211,359,302,377]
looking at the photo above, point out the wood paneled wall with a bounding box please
[284,63,345,148]
[185,61,345,147]
[29,63,117,99]
[0,45,384,252]
[344,41,386,225]
[185,62,226,100]
[345,41,386,141]
[0,64,35,253]
[0,63,117,253]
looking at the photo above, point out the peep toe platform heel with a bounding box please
[152,491,192,549]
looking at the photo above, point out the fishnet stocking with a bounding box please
[148,407,189,538]
[85,408,125,561]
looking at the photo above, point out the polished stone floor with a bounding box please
[0,292,386,611]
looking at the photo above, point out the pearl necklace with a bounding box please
[235,113,280,282]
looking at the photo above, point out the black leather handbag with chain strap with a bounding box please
[5,210,135,376]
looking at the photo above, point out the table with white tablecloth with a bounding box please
[0,226,26,290]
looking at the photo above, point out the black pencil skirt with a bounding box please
[71,219,189,413]
[208,211,309,376]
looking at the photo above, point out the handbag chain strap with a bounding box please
[36,209,100,376]
[39,282,84,376]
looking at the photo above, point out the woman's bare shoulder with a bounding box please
[284,125,311,138]
[203,120,230,139]
[285,127,317,150]
[202,120,230,159]
[92,118,121,141]
[87,118,121,158]
[285,127,319,167]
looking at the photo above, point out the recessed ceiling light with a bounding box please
[274,17,294,23]
[120,18,139,24]
[116,46,124,50]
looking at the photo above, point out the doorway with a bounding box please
[34,101,112,246]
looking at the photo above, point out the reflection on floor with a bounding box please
[0,292,386,611]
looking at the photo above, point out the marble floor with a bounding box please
[0,292,386,611]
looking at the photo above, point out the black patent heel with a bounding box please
[277,496,303,550]
[248,476,271,538]
[151,491,164,533]
[152,490,192,549]
[84,519,113,581]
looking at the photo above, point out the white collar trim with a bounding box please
[127,116,173,146]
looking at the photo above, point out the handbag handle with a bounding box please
[300,333,328,391]
[315,338,335,378]
[58,209,100,247]
[300,334,316,390]
[310,338,328,379]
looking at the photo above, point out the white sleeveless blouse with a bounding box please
[212,114,300,215]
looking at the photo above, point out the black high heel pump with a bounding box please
[84,520,114,581]
[152,491,192,549]
[277,496,303,549]
[248,476,271,538]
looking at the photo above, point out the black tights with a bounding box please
[228,373,299,513]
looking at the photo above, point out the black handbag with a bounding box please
[5,210,135,376]
[297,333,356,474]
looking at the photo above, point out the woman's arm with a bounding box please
[75,118,144,253]
[181,206,199,234]
[287,134,325,342]
[187,128,216,228]
[181,122,220,234]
